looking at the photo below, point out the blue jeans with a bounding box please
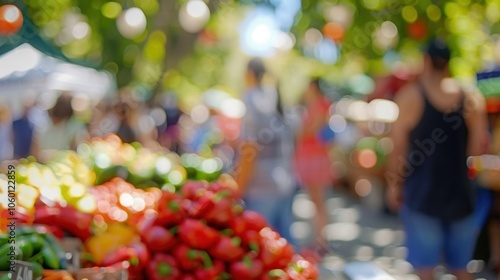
[244,193,297,250]
[401,206,478,270]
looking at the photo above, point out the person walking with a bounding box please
[234,58,297,248]
[32,93,88,161]
[294,79,333,249]
[386,39,488,280]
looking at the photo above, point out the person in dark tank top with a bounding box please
[385,39,489,280]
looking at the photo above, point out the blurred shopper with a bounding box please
[12,97,36,159]
[235,58,297,247]
[386,39,488,280]
[294,79,333,248]
[33,93,88,161]
[157,94,183,153]
[111,97,137,144]
[0,102,13,162]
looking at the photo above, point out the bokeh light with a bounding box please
[402,6,418,23]
[355,178,372,197]
[117,7,147,39]
[329,114,347,133]
[101,2,122,19]
[323,22,345,43]
[357,149,377,168]
[240,7,279,57]
[368,99,399,123]
[179,0,211,33]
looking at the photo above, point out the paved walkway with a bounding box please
[291,186,498,280]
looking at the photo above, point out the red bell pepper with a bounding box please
[194,259,225,280]
[137,214,156,235]
[102,247,136,267]
[229,216,247,236]
[102,242,150,275]
[208,236,245,262]
[128,242,150,270]
[179,219,220,250]
[143,225,177,252]
[242,210,268,232]
[181,180,209,200]
[57,205,93,241]
[172,244,205,271]
[259,269,290,280]
[33,204,60,225]
[241,230,261,252]
[259,227,294,270]
[156,192,184,226]
[146,253,181,280]
[180,274,196,280]
[208,181,240,199]
[229,255,264,280]
[286,255,319,280]
[203,191,241,227]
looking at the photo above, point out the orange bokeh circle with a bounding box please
[323,22,344,43]
[0,5,23,35]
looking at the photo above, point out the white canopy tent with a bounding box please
[0,43,116,118]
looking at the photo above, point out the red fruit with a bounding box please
[181,180,209,200]
[147,254,181,280]
[242,210,268,232]
[208,236,245,262]
[179,219,220,250]
[137,214,156,235]
[241,230,261,252]
[57,205,93,241]
[259,227,294,270]
[180,275,196,280]
[143,225,177,252]
[204,195,237,227]
[102,247,136,267]
[156,192,184,226]
[172,244,204,271]
[229,255,264,280]
[287,256,319,280]
[194,259,225,280]
[259,269,290,280]
[208,182,241,199]
[229,216,247,236]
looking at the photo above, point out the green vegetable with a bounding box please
[41,233,67,269]
[16,239,33,260]
[41,242,60,269]
[25,234,45,254]
[0,235,8,247]
[16,227,37,237]
[31,261,43,278]
[0,243,13,271]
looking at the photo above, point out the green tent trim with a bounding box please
[0,1,97,69]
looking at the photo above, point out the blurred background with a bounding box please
[2,0,500,279]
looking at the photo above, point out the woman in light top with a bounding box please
[33,93,87,161]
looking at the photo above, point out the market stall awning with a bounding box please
[0,43,116,116]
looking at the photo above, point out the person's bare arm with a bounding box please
[385,84,421,211]
[234,141,258,195]
[464,89,488,156]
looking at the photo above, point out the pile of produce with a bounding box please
[78,135,223,187]
[0,226,68,280]
[83,179,319,279]
[0,135,319,279]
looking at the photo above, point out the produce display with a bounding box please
[0,226,68,280]
[0,135,320,280]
